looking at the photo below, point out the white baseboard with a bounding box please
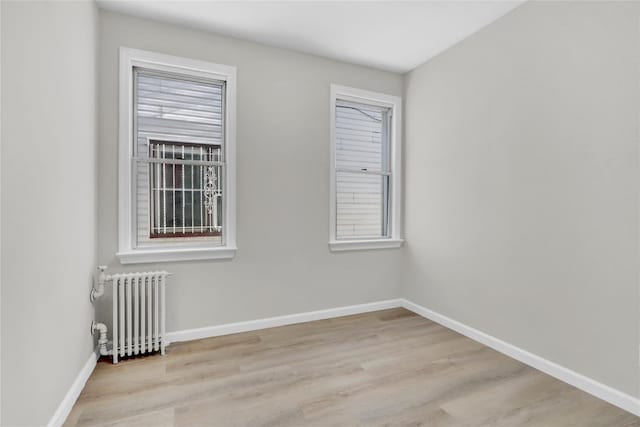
[47,348,99,427]
[166,298,404,344]
[400,299,640,417]
[50,298,639,427]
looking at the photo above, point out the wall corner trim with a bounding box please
[399,299,640,417]
[47,348,99,427]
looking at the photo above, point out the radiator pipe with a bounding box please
[91,265,110,302]
[91,321,112,356]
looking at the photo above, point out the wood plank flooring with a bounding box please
[65,308,639,426]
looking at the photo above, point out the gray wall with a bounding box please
[98,11,404,333]
[1,1,98,425]
[403,1,640,397]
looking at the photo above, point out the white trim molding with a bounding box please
[329,238,404,252]
[400,299,640,417]
[166,299,404,344]
[117,47,237,264]
[117,246,237,264]
[329,84,403,252]
[165,297,640,416]
[51,299,640,427]
[47,349,99,427]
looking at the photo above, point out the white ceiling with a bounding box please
[97,1,525,73]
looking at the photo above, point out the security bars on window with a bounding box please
[145,141,223,238]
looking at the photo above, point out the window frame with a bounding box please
[329,84,403,252]
[117,47,237,264]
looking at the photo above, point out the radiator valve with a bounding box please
[91,266,109,302]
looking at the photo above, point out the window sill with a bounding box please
[117,246,237,264]
[328,239,404,252]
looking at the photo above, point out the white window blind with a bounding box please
[335,100,391,240]
[134,68,225,246]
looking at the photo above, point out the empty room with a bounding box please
[2,0,640,425]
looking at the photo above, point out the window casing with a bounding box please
[118,48,236,264]
[329,85,403,251]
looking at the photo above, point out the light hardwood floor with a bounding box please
[65,309,639,427]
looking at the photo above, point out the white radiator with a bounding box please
[110,271,169,364]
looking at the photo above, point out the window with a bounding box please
[118,48,236,264]
[329,85,403,251]
[147,140,222,239]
